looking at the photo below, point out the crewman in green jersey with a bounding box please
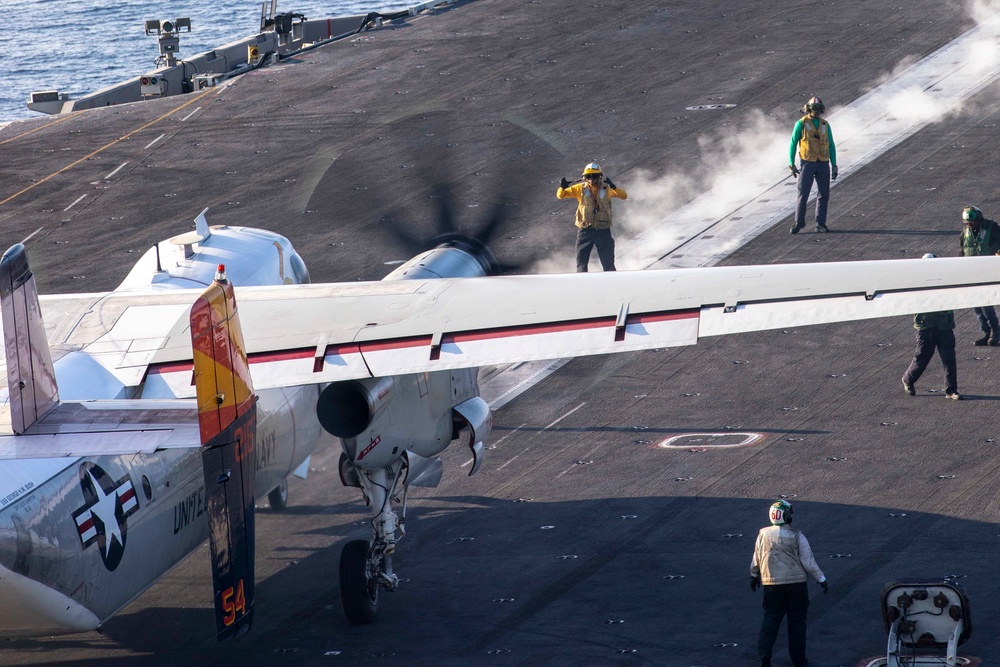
[788,97,838,234]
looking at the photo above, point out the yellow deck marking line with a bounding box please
[0,112,84,147]
[0,88,217,208]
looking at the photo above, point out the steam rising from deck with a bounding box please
[529,0,1000,274]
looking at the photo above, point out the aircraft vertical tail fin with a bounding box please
[0,244,58,434]
[191,265,257,641]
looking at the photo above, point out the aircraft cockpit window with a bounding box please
[289,252,310,284]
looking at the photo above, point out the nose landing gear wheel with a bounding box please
[340,539,380,624]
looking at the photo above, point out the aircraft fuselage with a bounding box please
[0,383,320,636]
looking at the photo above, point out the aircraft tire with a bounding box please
[268,479,289,511]
[340,539,380,624]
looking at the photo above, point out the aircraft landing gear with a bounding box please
[339,461,405,624]
[339,539,382,624]
[268,478,288,510]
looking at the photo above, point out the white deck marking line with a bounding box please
[556,442,604,479]
[496,407,583,471]
[547,402,589,476]
[496,455,520,471]
[634,23,1000,270]
[63,194,87,211]
[482,358,570,410]
[462,424,525,467]
[20,227,43,244]
[104,162,128,179]
[0,87,214,208]
[543,402,586,430]
[180,107,201,122]
[144,134,165,149]
[480,22,1000,412]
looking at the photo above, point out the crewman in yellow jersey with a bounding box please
[556,162,627,272]
[788,97,838,234]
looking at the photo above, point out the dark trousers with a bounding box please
[903,329,957,394]
[974,306,999,334]
[758,582,809,665]
[576,227,616,272]
[794,161,830,227]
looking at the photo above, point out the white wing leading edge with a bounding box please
[32,256,1000,397]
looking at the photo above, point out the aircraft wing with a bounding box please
[24,256,997,396]
[0,400,199,459]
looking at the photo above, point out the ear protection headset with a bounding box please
[769,500,793,525]
[963,206,982,224]
[802,96,825,115]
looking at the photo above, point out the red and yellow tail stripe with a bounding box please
[191,275,254,445]
[190,268,258,640]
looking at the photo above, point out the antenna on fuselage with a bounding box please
[167,208,213,260]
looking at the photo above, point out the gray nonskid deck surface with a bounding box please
[0,1,996,665]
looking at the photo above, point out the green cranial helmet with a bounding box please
[769,500,793,525]
[963,206,983,224]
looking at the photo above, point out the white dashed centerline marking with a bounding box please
[494,407,584,472]
[543,403,586,430]
[479,21,1000,414]
[63,194,87,211]
[20,227,43,244]
[461,424,525,468]
[104,162,128,179]
[144,134,165,149]
[181,107,201,122]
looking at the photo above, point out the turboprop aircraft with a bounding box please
[2,206,1000,638]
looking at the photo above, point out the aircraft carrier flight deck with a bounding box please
[1,0,999,665]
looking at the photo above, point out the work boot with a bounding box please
[790,224,803,234]
[902,378,915,396]
[815,224,830,232]
[974,332,990,346]
[990,329,1000,346]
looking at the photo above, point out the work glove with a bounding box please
[750,576,760,592]
[820,580,828,594]
[788,164,800,178]
[604,177,617,189]
[560,177,570,189]
[831,165,839,180]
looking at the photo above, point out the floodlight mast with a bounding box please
[144,17,191,67]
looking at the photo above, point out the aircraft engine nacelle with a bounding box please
[316,377,394,439]
[383,237,498,280]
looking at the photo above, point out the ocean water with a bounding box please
[0,0,415,124]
